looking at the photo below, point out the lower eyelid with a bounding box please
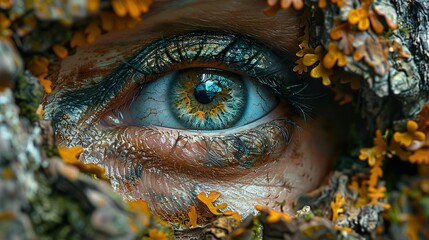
[87,104,295,180]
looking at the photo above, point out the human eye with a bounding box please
[45,6,337,229]
[100,33,290,131]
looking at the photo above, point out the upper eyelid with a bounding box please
[46,32,302,124]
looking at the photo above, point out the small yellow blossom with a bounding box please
[148,229,168,240]
[394,120,426,147]
[197,191,228,215]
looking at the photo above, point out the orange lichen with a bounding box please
[148,228,168,240]
[58,146,109,181]
[37,74,52,94]
[110,0,152,19]
[85,21,102,44]
[223,210,242,222]
[128,199,151,227]
[393,120,426,147]
[86,0,100,13]
[70,31,87,48]
[348,8,370,31]
[52,44,69,60]
[267,0,303,10]
[323,43,347,69]
[255,205,291,223]
[28,56,49,76]
[185,206,198,228]
[197,191,228,215]
[359,130,386,166]
[303,45,333,86]
[330,87,352,106]
[409,149,429,164]
[0,12,12,37]
[330,193,345,222]
[0,0,13,9]
[0,211,15,221]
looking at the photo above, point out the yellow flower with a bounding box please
[323,43,347,69]
[148,229,168,240]
[197,191,228,215]
[393,120,426,147]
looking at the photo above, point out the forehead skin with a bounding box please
[52,0,300,89]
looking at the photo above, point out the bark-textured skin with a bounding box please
[0,0,428,239]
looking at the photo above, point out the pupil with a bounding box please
[194,79,222,104]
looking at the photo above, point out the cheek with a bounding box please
[276,119,335,191]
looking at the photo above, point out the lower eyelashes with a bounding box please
[82,105,295,181]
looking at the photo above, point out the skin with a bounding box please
[47,0,340,232]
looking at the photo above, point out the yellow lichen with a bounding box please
[110,0,152,19]
[393,120,426,147]
[148,228,168,240]
[330,193,345,222]
[197,191,228,215]
[302,46,333,86]
[323,43,347,69]
[185,206,198,228]
[58,146,109,181]
[52,43,69,60]
[255,205,291,223]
